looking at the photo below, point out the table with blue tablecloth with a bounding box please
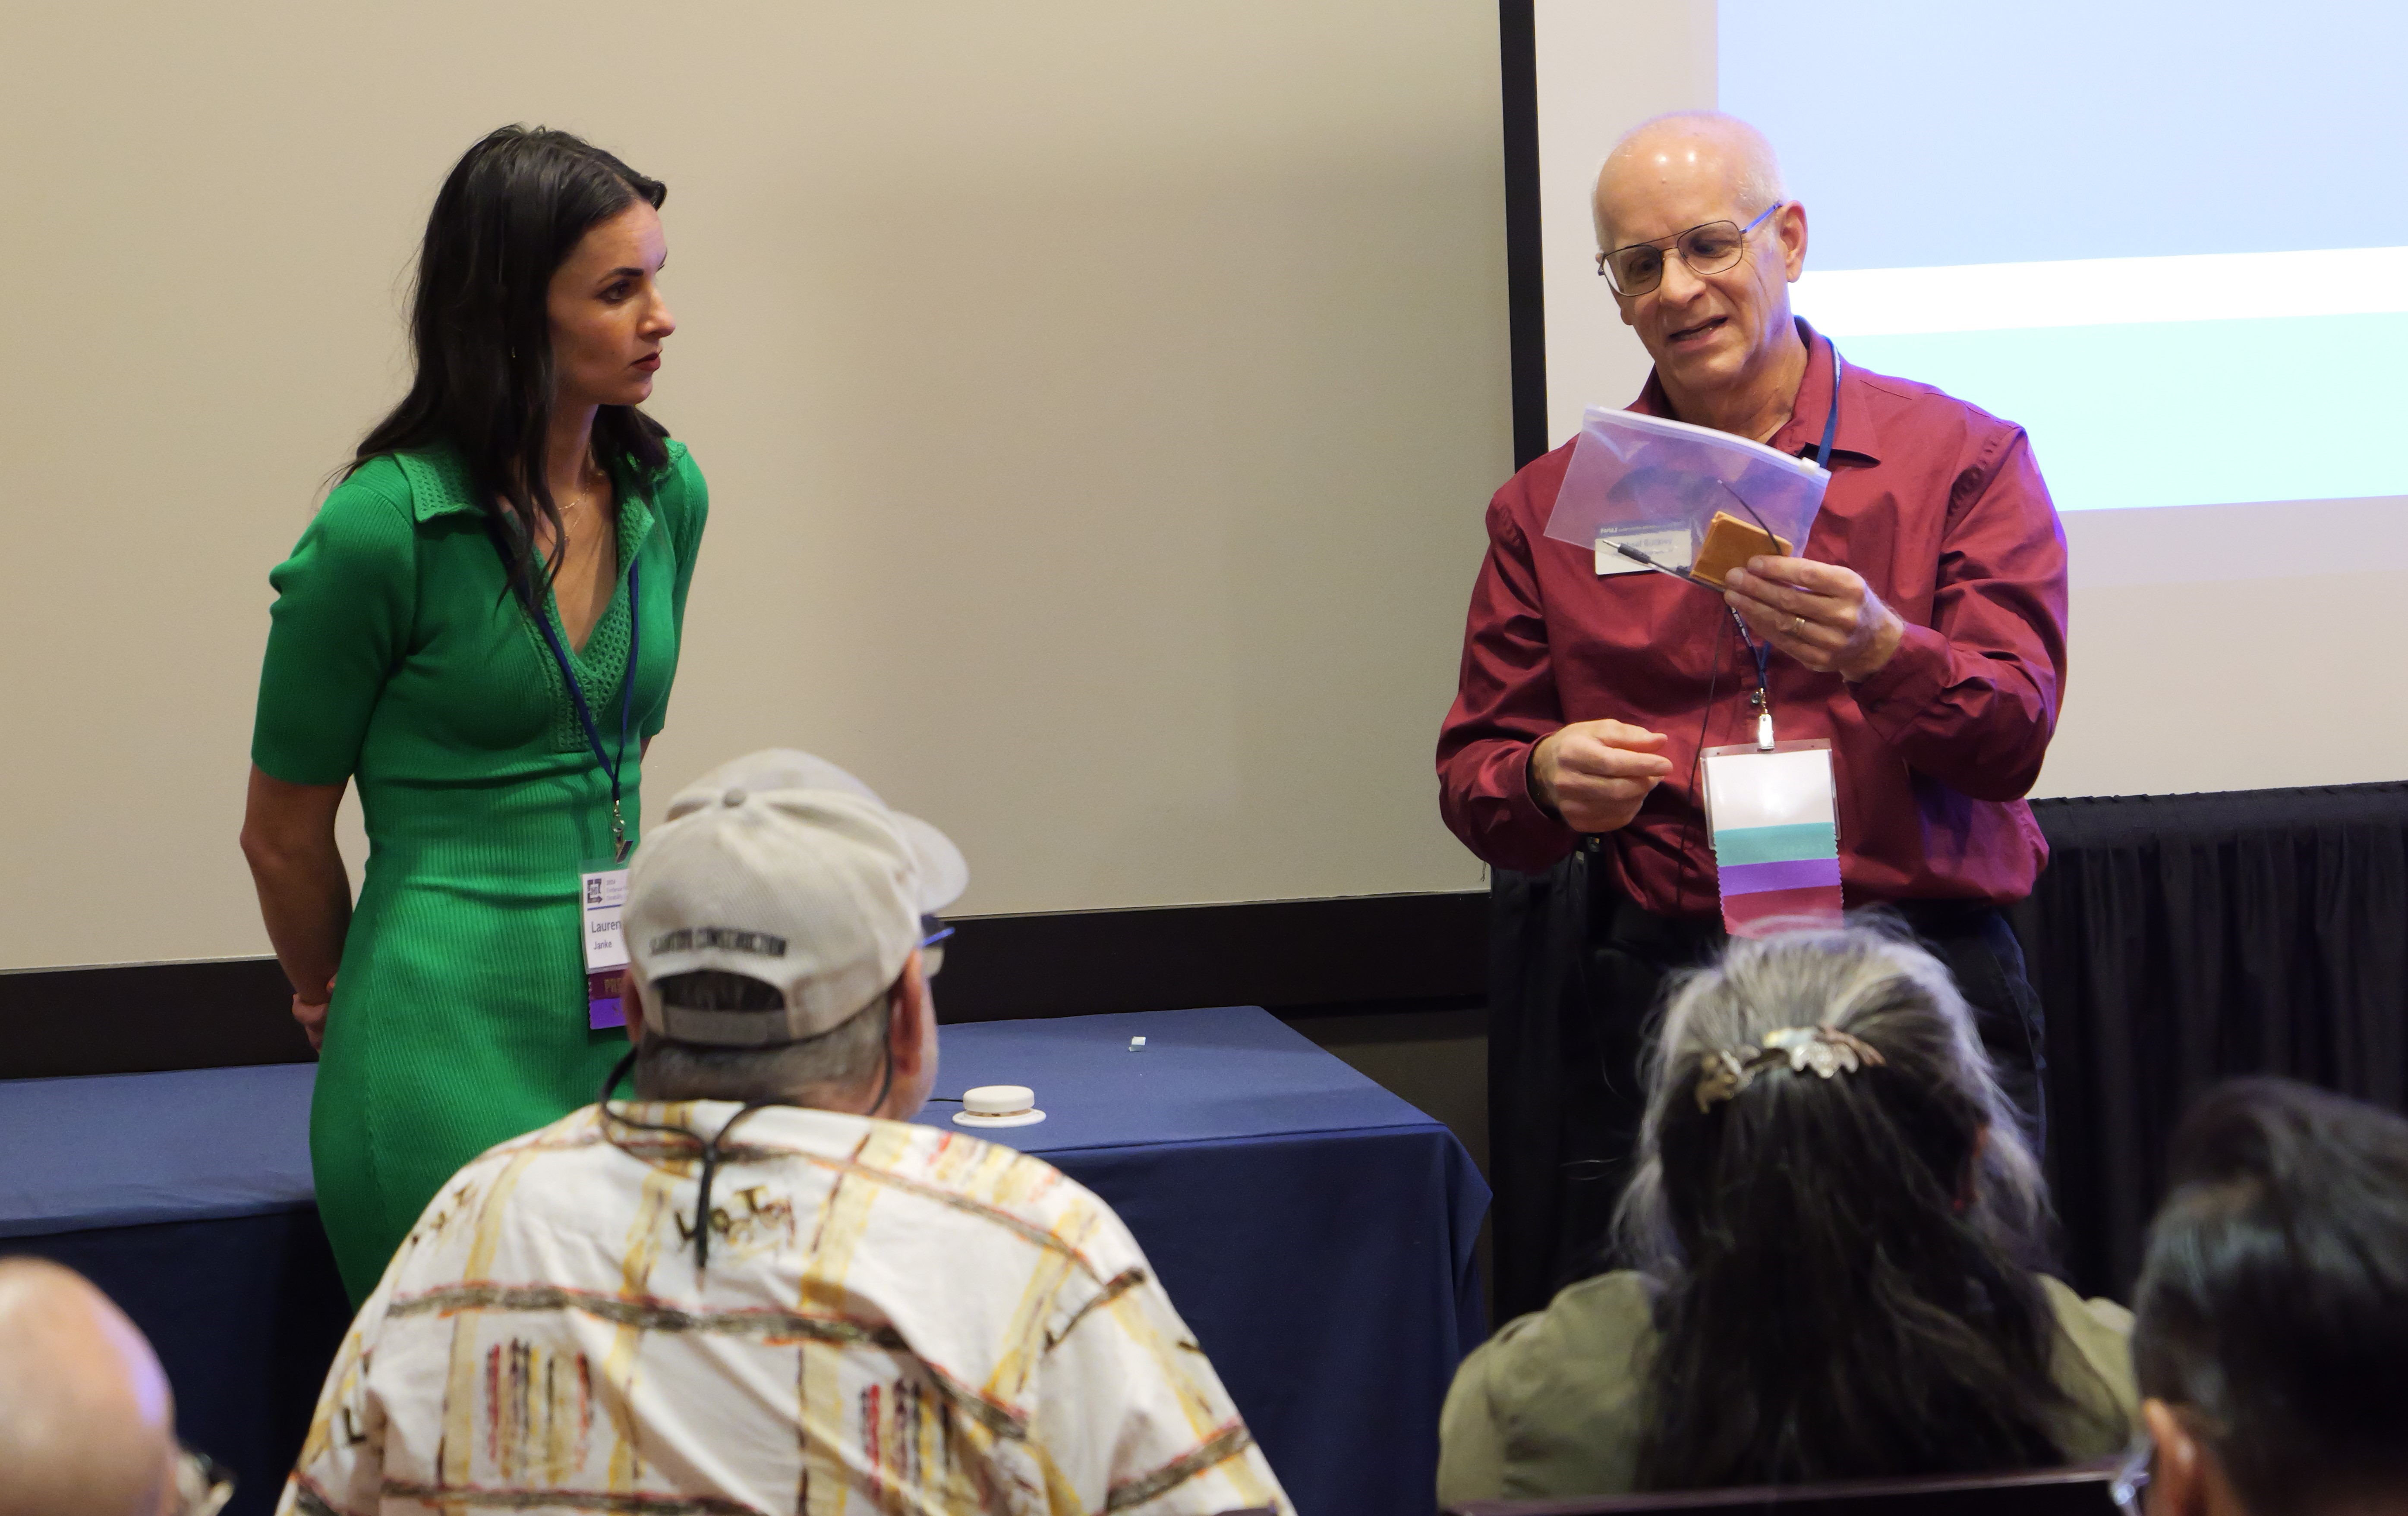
[0,1004,1488,1516]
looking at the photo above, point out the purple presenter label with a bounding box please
[1718,856,1843,896]
[587,969,627,1031]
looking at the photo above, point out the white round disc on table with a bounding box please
[953,1083,1046,1128]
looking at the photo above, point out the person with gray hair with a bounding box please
[0,1258,232,1516]
[1438,923,2132,1502]
[277,749,1287,1516]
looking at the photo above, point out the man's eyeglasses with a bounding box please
[1596,202,1783,296]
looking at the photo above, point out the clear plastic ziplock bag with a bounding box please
[1542,406,1831,569]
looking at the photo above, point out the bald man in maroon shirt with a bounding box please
[1439,112,2068,1315]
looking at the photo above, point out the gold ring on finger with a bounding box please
[1790,614,1805,636]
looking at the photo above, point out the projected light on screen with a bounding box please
[1720,0,2408,513]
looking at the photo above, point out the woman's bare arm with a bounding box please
[240,764,351,1047]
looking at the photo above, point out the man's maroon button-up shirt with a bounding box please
[1436,322,2069,917]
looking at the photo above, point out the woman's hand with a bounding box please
[292,987,331,1052]
[242,765,353,1053]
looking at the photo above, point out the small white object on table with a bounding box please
[952,1083,1046,1128]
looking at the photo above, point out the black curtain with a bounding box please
[1485,846,1595,1328]
[2011,781,2408,1296]
[1489,781,2408,1318]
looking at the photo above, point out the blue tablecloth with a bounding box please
[0,1006,1487,1516]
[0,1063,347,1516]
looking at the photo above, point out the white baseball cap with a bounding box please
[627,751,968,1047]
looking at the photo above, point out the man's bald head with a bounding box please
[0,1259,178,1516]
[1586,110,1809,436]
[1593,111,1787,250]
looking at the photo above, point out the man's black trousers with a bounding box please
[1486,846,2047,1323]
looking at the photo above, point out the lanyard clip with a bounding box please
[611,800,630,863]
[1757,711,1775,751]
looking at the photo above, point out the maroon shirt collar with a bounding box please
[1629,317,1883,465]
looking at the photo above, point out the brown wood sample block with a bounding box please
[1691,510,1793,586]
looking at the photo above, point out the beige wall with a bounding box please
[0,0,1511,972]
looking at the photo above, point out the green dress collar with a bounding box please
[393,443,661,749]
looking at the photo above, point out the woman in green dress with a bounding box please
[240,126,707,1301]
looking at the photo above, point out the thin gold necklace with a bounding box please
[557,460,609,516]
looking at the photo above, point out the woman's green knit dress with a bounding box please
[251,442,707,1301]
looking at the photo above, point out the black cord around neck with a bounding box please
[592,1050,777,1274]
[591,1043,899,1274]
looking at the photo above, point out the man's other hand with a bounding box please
[1530,720,1674,833]
[1724,556,1906,681]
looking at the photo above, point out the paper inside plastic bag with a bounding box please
[1543,406,1830,567]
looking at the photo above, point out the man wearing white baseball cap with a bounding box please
[277,750,1289,1516]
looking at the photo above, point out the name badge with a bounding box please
[582,861,632,1030]
[1701,739,1843,937]
[1596,523,1691,576]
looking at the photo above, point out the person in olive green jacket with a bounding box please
[1440,924,2137,1502]
[240,126,705,1301]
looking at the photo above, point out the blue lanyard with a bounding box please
[530,558,643,863]
[1812,336,1841,471]
[1731,602,1773,743]
[1733,337,1841,743]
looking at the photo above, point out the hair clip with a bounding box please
[1693,1024,1887,1112]
[1763,1024,1887,1079]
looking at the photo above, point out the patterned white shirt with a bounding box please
[279,1099,1289,1516]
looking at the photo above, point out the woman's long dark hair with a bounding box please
[353,125,670,605]
[1613,923,2077,1490]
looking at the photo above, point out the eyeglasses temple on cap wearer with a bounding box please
[918,915,953,978]
[174,1444,236,1516]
